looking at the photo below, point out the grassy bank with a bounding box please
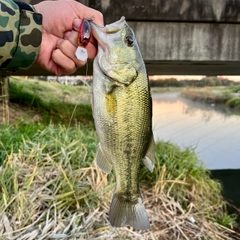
[181,86,240,109]
[1,124,239,239]
[0,77,239,239]
[9,76,93,125]
[151,87,184,94]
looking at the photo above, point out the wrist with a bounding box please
[13,1,35,12]
[5,1,43,71]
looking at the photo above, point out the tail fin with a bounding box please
[109,193,150,230]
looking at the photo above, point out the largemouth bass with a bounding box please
[90,17,155,230]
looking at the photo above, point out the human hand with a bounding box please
[34,0,103,75]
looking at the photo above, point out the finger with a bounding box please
[52,48,77,75]
[84,9,104,27]
[57,39,87,67]
[72,5,104,27]
[73,19,83,32]
[64,30,78,47]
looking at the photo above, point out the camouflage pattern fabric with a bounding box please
[0,0,42,73]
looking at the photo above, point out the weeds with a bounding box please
[9,77,93,125]
[0,125,239,239]
[226,97,240,109]
[181,87,240,109]
[0,78,239,239]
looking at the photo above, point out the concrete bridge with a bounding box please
[12,0,240,75]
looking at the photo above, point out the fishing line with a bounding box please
[85,61,88,78]
[67,61,91,131]
[67,95,82,130]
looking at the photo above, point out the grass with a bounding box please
[0,125,104,239]
[8,76,93,125]
[0,77,239,239]
[151,87,183,94]
[181,86,240,109]
[226,97,240,109]
[0,125,239,239]
[151,142,236,227]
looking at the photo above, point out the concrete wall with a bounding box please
[13,0,240,75]
[131,22,240,61]
[79,0,240,24]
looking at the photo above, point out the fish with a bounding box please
[90,16,155,230]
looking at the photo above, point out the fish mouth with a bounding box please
[90,16,138,88]
[89,16,126,48]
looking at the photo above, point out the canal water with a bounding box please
[152,91,240,170]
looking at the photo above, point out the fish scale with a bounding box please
[90,17,155,230]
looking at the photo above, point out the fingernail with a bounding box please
[73,19,82,31]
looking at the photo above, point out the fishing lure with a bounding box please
[78,19,91,47]
[75,19,91,61]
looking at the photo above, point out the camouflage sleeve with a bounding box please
[0,0,42,73]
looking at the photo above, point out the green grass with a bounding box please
[226,97,240,109]
[9,77,93,125]
[151,87,183,93]
[0,123,44,165]
[0,123,97,167]
[145,141,236,228]
[181,86,240,107]
[229,85,240,93]
[0,77,239,239]
[0,124,238,239]
[0,124,103,237]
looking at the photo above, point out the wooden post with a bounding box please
[0,76,9,124]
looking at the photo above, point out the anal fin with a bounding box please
[143,132,155,172]
[95,143,112,174]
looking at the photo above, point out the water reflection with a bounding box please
[152,92,240,170]
[182,104,214,122]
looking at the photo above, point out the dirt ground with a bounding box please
[0,102,41,124]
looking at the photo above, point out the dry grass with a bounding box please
[181,87,234,105]
[2,77,239,239]
[0,150,239,239]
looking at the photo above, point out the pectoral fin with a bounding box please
[104,79,116,93]
[95,143,112,174]
[143,133,155,172]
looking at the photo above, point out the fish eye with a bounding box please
[125,36,134,47]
